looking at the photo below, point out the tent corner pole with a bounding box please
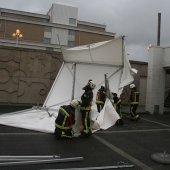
[122,36,125,67]
[71,63,76,100]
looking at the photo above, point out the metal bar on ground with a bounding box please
[0,158,59,163]
[43,164,134,170]
[0,155,60,159]
[0,157,83,167]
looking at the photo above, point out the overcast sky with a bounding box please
[0,0,170,62]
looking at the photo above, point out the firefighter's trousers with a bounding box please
[80,109,92,136]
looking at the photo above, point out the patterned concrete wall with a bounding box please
[0,47,62,106]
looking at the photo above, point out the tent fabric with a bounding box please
[0,108,55,133]
[95,98,120,130]
[0,99,119,134]
[0,36,135,134]
[119,55,134,92]
[62,37,123,66]
[43,63,74,109]
[43,63,123,109]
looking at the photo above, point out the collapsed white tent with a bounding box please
[0,36,134,134]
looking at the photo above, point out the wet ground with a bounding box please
[0,106,170,170]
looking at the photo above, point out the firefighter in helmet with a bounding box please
[96,86,106,112]
[54,99,80,139]
[112,93,124,125]
[80,80,96,137]
[129,84,140,120]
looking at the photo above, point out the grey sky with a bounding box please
[0,0,170,62]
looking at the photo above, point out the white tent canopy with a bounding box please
[62,37,123,66]
[43,62,123,109]
[0,36,135,134]
[44,36,134,109]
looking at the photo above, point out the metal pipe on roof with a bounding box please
[157,12,161,46]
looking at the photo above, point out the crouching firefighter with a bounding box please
[96,86,106,112]
[112,93,124,125]
[54,99,80,139]
[80,80,96,137]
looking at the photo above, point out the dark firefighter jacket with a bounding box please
[80,85,93,111]
[55,105,75,130]
[130,89,140,104]
[96,89,106,104]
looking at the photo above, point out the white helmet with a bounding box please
[130,84,135,89]
[70,99,80,108]
[88,80,96,89]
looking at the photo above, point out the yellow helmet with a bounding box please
[88,80,96,89]
[130,84,135,89]
[70,99,80,108]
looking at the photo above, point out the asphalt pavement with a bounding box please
[0,107,170,170]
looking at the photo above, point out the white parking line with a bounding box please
[1,128,170,136]
[0,133,50,136]
[93,134,153,170]
[141,118,170,127]
[97,128,170,134]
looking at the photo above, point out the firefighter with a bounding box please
[112,93,124,125]
[96,86,106,112]
[129,84,140,120]
[80,80,96,137]
[54,99,80,139]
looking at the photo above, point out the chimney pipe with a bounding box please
[157,12,161,46]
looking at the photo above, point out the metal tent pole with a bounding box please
[0,155,60,160]
[71,63,76,100]
[42,164,134,170]
[105,74,111,100]
[0,157,83,167]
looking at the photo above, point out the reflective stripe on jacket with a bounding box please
[96,90,106,104]
[96,100,104,104]
[130,92,140,104]
[55,106,74,130]
[80,106,91,111]
[55,123,72,130]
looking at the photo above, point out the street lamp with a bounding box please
[12,29,23,47]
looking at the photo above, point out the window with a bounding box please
[44,26,51,32]
[69,18,76,25]
[68,30,75,36]
[46,47,54,51]
[0,21,5,32]
[43,38,51,44]
[68,40,75,47]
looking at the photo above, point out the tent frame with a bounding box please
[44,36,126,108]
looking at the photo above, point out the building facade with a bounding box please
[146,46,170,114]
[0,3,169,112]
[0,3,115,49]
[0,3,115,106]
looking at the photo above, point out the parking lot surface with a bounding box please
[0,108,170,170]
